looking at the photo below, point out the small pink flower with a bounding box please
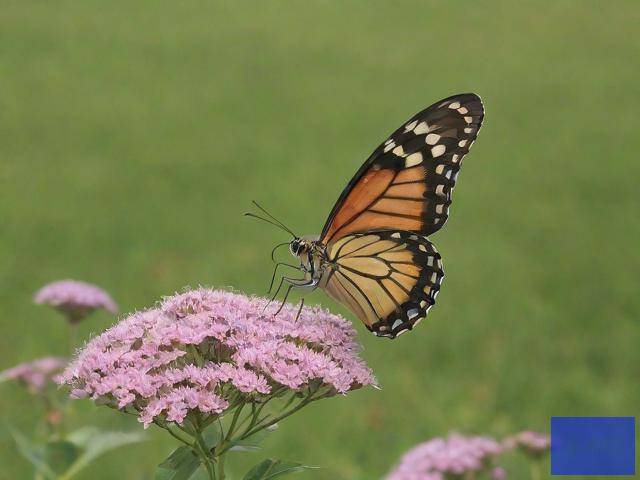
[491,466,507,479]
[504,430,550,455]
[35,279,118,323]
[1,357,68,394]
[386,433,505,479]
[60,288,376,428]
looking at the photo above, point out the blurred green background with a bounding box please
[1,1,639,478]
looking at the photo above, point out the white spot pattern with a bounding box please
[425,133,440,145]
[393,145,406,157]
[404,120,418,132]
[405,152,423,167]
[413,121,429,135]
[431,145,446,157]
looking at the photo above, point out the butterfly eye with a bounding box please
[289,240,300,256]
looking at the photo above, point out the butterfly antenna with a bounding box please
[251,201,297,237]
[244,212,294,236]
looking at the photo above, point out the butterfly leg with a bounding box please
[269,274,296,304]
[263,273,306,313]
[295,298,305,321]
[267,262,300,294]
[273,277,318,316]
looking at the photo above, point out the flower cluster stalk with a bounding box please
[150,385,334,479]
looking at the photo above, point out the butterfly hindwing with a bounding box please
[320,93,484,245]
[322,231,444,338]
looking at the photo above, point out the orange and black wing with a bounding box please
[322,231,444,338]
[319,93,484,246]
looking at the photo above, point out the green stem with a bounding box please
[174,389,327,478]
[193,437,216,479]
[68,323,78,355]
[178,417,218,480]
[226,400,245,441]
[200,451,216,480]
[217,416,227,480]
[217,452,226,480]
[530,460,541,480]
[217,391,327,457]
[238,389,285,438]
[193,424,217,480]
[241,393,321,439]
[163,424,193,446]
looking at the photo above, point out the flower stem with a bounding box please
[217,453,226,480]
[530,460,541,480]
[68,323,78,355]
[181,416,218,480]
[216,390,328,458]
[226,400,245,440]
[241,391,329,440]
[164,424,193,446]
[201,453,217,480]
[193,430,216,480]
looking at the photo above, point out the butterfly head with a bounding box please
[289,235,320,259]
[289,238,309,257]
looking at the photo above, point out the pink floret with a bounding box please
[34,279,118,321]
[503,430,550,454]
[1,357,68,393]
[60,288,376,428]
[386,433,505,480]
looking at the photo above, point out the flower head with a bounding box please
[386,433,504,480]
[491,466,507,479]
[34,279,118,323]
[503,430,550,455]
[60,288,376,428]
[1,357,68,394]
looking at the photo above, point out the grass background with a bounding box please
[1,1,639,478]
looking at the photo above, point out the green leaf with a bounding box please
[242,459,315,480]
[10,429,57,480]
[44,441,80,475]
[59,427,146,480]
[155,446,201,480]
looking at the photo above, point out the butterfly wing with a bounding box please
[319,93,484,245]
[321,231,444,338]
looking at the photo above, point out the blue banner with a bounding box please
[551,416,635,475]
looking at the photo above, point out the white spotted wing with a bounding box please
[317,93,484,338]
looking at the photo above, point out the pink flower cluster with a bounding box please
[59,288,376,427]
[385,433,505,480]
[35,279,118,322]
[0,357,68,393]
[503,430,550,454]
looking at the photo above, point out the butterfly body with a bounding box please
[265,94,484,339]
[288,236,326,289]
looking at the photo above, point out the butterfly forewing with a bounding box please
[313,93,484,337]
[322,231,444,338]
[320,93,484,245]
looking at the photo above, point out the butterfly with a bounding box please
[248,93,484,338]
